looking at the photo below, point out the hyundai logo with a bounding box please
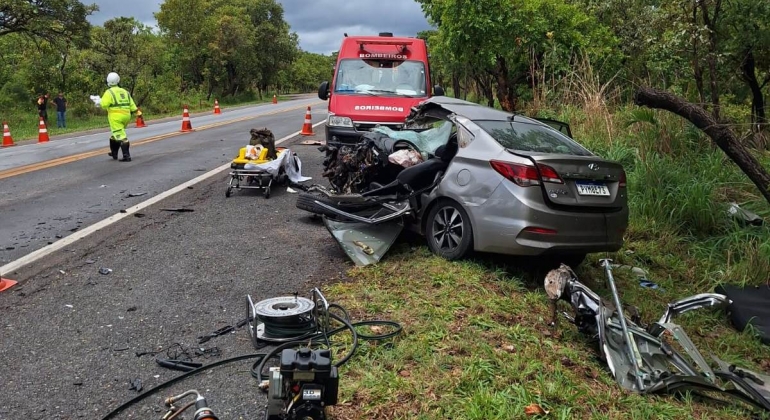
[588,163,600,171]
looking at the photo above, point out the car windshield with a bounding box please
[334,59,427,97]
[475,120,592,156]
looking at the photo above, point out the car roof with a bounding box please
[419,96,542,125]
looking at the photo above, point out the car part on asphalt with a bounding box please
[323,218,403,266]
[547,262,770,413]
[298,96,629,266]
[196,325,235,344]
[128,378,143,393]
[155,358,204,372]
[100,287,401,420]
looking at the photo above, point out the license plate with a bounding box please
[576,182,610,196]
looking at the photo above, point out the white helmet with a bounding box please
[106,72,120,86]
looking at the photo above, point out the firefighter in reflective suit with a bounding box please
[101,72,138,162]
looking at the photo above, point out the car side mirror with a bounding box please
[433,85,445,96]
[318,81,329,101]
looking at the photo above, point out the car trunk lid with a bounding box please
[507,150,626,210]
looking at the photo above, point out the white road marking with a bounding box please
[0,120,326,276]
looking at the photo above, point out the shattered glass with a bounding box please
[372,120,453,158]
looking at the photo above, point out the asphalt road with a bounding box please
[0,102,351,419]
[0,96,324,266]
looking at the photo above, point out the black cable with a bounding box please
[250,315,402,383]
[100,353,266,420]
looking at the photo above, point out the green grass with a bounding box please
[322,106,770,419]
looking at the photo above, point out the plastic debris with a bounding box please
[98,267,112,275]
[727,202,763,226]
[128,378,143,392]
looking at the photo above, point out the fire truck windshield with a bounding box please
[334,59,427,97]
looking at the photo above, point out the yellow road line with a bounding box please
[0,102,323,180]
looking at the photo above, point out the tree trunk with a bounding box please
[635,86,770,204]
[741,49,767,131]
[691,6,705,105]
[472,73,494,107]
[451,72,461,99]
[699,0,722,120]
[494,56,517,112]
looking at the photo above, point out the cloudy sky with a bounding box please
[88,0,433,54]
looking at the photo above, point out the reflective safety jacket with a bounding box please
[100,86,138,141]
[101,86,137,141]
[100,86,137,116]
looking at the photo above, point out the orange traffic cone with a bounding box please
[38,116,49,143]
[272,94,278,104]
[180,105,193,132]
[2,121,15,147]
[135,108,147,128]
[300,106,314,136]
[0,276,17,293]
[213,99,221,114]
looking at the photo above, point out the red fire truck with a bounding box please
[318,32,444,143]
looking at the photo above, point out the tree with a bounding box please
[417,0,618,111]
[155,0,217,88]
[635,86,770,204]
[245,0,298,98]
[90,18,157,96]
[0,0,96,43]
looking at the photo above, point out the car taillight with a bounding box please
[619,170,627,188]
[523,226,558,235]
[538,164,563,184]
[490,160,563,187]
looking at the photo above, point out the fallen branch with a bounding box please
[634,86,770,204]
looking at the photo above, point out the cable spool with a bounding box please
[248,295,318,345]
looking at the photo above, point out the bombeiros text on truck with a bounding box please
[318,32,445,143]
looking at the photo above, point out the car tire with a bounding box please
[426,200,473,260]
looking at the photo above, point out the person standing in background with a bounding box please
[37,93,50,126]
[53,92,67,128]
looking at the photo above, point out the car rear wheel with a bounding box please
[426,200,473,260]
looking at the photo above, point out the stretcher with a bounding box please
[226,146,289,198]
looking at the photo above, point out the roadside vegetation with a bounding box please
[0,0,334,140]
[322,1,770,418]
[326,106,769,419]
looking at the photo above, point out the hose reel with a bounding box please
[247,288,330,349]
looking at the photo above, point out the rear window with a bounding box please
[475,120,592,156]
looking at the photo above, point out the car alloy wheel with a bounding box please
[426,200,473,260]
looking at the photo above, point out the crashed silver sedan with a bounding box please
[297,97,629,266]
